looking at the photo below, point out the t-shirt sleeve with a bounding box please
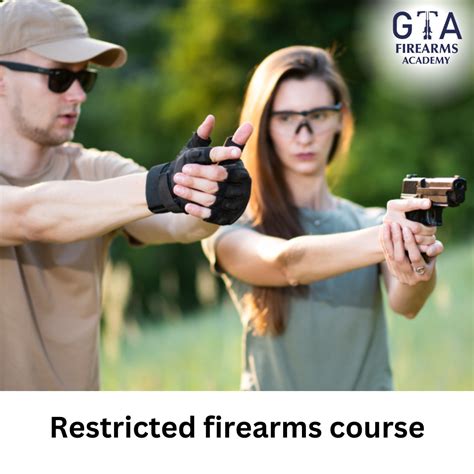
[359,206,385,228]
[76,147,147,180]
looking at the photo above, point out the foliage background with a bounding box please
[62,0,472,389]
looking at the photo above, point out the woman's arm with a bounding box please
[380,222,443,318]
[216,225,385,287]
[214,198,437,287]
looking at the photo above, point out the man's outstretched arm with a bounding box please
[0,173,217,246]
[0,117,253,246]
[0,173,151,246]
[0,170,164,245]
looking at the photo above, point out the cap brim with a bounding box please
[29,37,127,68]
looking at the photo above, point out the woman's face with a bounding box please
[269,77,342,179]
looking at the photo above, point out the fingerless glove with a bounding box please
[146,133,251,225]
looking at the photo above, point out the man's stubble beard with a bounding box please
[11,95,75,147]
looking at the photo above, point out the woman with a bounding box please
[193,46,442,390]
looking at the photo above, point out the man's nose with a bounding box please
[64,79,87,104]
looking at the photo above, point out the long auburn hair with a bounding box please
[239,46,354,336]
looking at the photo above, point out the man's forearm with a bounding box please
[124,213,217,245]
[167,214,217,243]
[1,173,152,245]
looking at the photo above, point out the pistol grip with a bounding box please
[405,207,443,226]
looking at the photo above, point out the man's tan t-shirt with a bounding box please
[0,143,145,390]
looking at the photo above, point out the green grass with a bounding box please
[101,240,473,390]
[387,239,474,390]
[101,306,242,390]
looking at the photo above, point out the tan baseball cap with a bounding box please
[0,0,127,68]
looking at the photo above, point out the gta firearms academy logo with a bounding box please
[393,9,462,65]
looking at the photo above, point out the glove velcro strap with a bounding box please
[146,164,181,213]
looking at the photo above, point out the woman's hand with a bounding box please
[380,222,444,286]
[383,198,437,249]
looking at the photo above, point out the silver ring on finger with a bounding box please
[414,265,426,275]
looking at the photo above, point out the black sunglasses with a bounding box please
[0,61,98,93]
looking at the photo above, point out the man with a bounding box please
[0,0,252,389]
